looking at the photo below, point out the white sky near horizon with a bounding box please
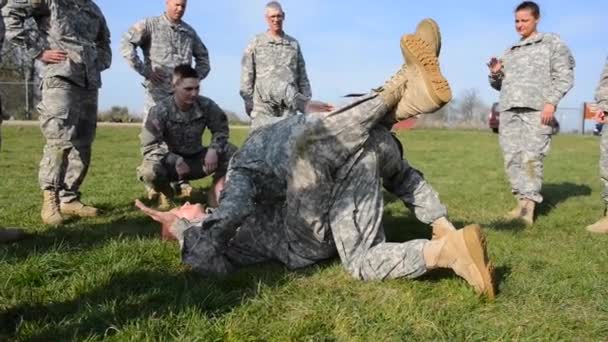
[97,0,608,129]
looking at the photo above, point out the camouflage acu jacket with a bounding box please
[141,96,229,161]
[121,14,210,96]
[489,32,575,112]
[240,32,311,112]
[2,0,111,89]
[595,58,608,113]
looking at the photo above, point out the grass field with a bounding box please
[1,125,607,341]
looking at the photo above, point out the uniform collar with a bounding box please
[512,32,545,48]
[162,13,186,31]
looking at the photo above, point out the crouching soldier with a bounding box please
[137,64,236,208]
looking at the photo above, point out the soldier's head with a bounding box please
[515,1,540,39]
[172,64,200,109]
[166,0,187,23]
[265,1,285,36]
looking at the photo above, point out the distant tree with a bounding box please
[98,106,131,122]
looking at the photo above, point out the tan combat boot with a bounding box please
[157,192,172,211]
[586,215,608,234]
[176,182,194,199]
[41,190,64,226]
[431,216,456,239]
[520,199,535,226]
[61,200,99,217]
[505,199,524,220]
[415,18,441,56]
[424,224,496,299]
[0,228,28,244]
[394,35,452,120]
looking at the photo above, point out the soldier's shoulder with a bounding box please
[151,97,174,116]
[196,96,222,111]
[283,33,299,44]
[86,1,105,16]
[540,32,566,45]
[179,20,199,35]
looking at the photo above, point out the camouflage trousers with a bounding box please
[37,78,98,203]
[178,95,446,280]
[137,144,237,194]
[599,130,608,206]
[499,108,552,203]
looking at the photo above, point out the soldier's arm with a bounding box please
[296,43,312,98]
[595,58,608,113]
[120,19,150,78]
[192,32,210,80]
[239,40,256,114]
[546,39,575,106]
[140,106,171,162]
[96,12,112,72]
[279,81,309,113]
[205,100,230,153]
[2,0,50,60]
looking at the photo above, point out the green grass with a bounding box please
[1,125,608,341]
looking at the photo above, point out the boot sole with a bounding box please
[415,18,441,55]
[400,35,452,104]
[462,224,496,300]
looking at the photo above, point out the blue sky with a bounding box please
[98,0,608,123]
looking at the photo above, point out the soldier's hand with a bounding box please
[305,101,335,114]
[38,50,68,64]
[135,199,179,226]
[541,103,556,125]
[149,68,165,85]
[175,157,191,178]
[487,57,502,74]
[204,148,218,174]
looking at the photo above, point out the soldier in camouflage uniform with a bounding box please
[0,0,28,243]
[121,0,210,122]
[3,0,112,226]
[488,1,574,225]
[586,58,608,234]
[137,65,235,209]
[240,1,312,130]
[122,0,211,198]
[138,22,496,299]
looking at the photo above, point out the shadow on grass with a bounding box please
[0,264,328,340]
[537,182,591,217]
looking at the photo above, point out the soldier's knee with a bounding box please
[137,161,166,184]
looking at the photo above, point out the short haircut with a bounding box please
[515,1,540,19]
[265,1,283,14]
[172,64,199,84]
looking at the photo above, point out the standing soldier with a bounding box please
[121,0,210,198]
[121,0,210,122]
[487,1,574,225]
[586,58,608,234]
[3,0,112,226]
[0,0,27,242]
[240,1,311,130]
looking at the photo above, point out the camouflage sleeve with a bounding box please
[2,0,50,60]
[239,39,256,112]
[205,100,230,153]
[192,32,210,80]
[595,57,608,113]
[296,43,312,98]
[120,19,149,77]
[546,38,575,106]
[140,105,171,161]
[95,12,112,72]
